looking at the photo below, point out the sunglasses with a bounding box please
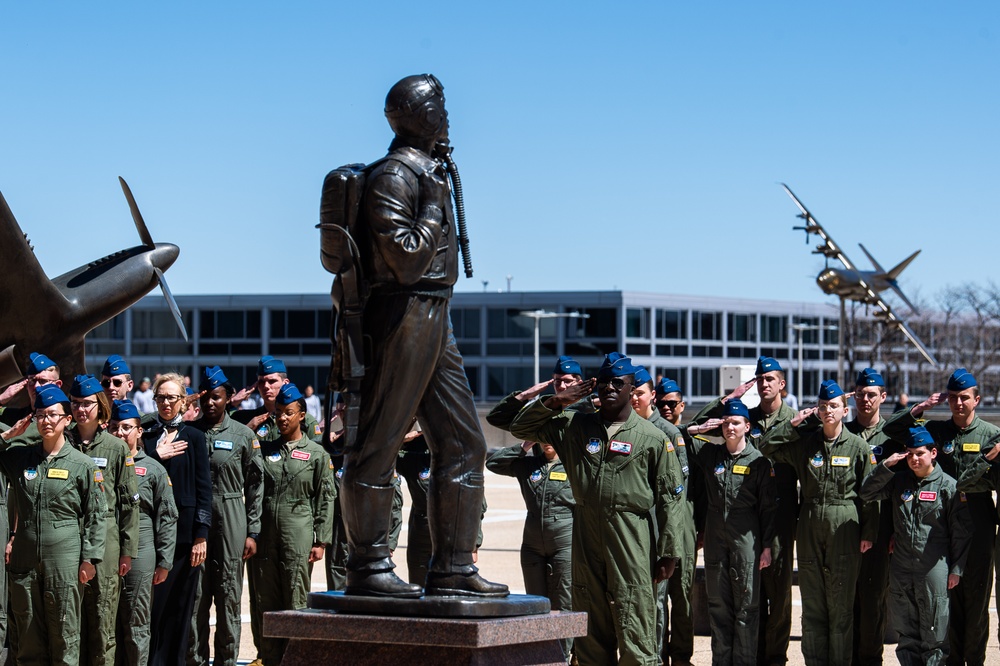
[101,378,127,389]
[656,399,682,409]
[596,377,629,390]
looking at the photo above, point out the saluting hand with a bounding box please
[230,384,257,407]
[247,413,269,432]
[0,378,28,406]
[984,437,1000,462]
[1,414,32,441]
[912,392,946,417]
[689,418,723,436]
[723,378,756,403]
[516,379,553,402]
[883,452,908,468]
[791,407,817,427]
[545,378,597,410]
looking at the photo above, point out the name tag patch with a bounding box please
[549,471,568,481]
[135,467,147,477]
[92,457,108,468]
[732,465,750,475]
[47,468,69,479]
[609,440,632,455]
[290,450,311,461]
[214,440,234,451]
[831,456,850,467]
[918,491,938,501]
[962,443,981,453]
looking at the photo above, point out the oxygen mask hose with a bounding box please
[444,153,474,278]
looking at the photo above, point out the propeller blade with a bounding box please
[153,266,189,341]
[119,177,155,247]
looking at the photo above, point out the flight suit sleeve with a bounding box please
[81,465,109,563]
[191,430,213,541]
[688,397,724,426]
[859,462,897,502]
[311,452,336,546]
[757,458,778,548]
[486,392,528,432]
[485,445,529,477]
[881,406,920,443]
[856,445,879,543]
[509,400,573,453]
[117,450,141,559]
[758,420,801,465]
[305,414,323,444]
[154,473,179,570]
[957,455,993,492]
[948,484,973,577]
[654,437,686,560]
[243,438,264,536]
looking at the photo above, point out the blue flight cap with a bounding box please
[906,426,935,449]
[102,354,131,377]
[756,356,781,375]
[27,352,57,375]
[633,365,652,387]
[34,383,70,410]
[70,374,103,398]
[200,366,229,391]
[855,368,884,387]
[276,383,304,405]
[258,355,287,375]
[722,399,750,420]
[656,378,682,397]
[112,399,141,422]
[947,368,977,391]
[598,353,636,378]
[553,355,582,376]
[818,379,845,401]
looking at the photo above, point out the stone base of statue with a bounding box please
[264,593,587,665]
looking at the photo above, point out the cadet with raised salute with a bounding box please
[188,367,264,666]
[68,374,140,666]
[510,353,686,665]
[110,400,178,666]
[884,368,1000,665]
[689,356,798,665]
[0,384,107,665]
[486,355,590,432]
[684,400,777,665]
[760,380,877,666]
[861,425,972,666]
[633,369,696,666]
[249,383,335,666]
[848,368,901,666]
[233,356,323,445]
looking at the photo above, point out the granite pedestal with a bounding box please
[264,593,588,665]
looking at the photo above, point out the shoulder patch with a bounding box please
[314,424,322,436]
[252,439,261,449]
[125,456,135,466]
[167,475,173,486]
[94,470,104,483]
[673,484,684,495]
[665,440,675,452]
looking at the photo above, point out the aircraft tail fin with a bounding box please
[872,248,921,315]
[885,250,921,281]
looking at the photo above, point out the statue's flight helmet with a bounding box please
[384,74,447,141]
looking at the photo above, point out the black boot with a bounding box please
[424,571,509,598]
[346,569,422,598]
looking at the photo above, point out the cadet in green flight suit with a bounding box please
[487,438,575,660]
[884,368,1000,665]
[68,374,140,666]
[861,425,972,666]
[510,353,685,666]
[0,384,108,666]
[486,355,593,433]
[760,379,877,666]
[110,399,178,666]
[633,371,696,666]
[233,356,323,444]
[188,366,264,666]
[689,356,798,665]
[684,399,777,665]
[848,368,901,666]
[250,383,335,666]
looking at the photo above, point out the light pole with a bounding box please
[518,310,590,384]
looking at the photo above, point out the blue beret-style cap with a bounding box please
[70,374,103,398]
[722,399,750,420]
[947,368,977,391]
[276,382,304,405]
[34,383,70,409]
[27,352,57,375]
[102,354,131,377]
[633,365,652,387]
[756,356,781,375]
[258,355,287,375]
[598,353,636,378]
[200,366,229,391]
[112,399,141,422]
[818,379,845,401]
[553,355,582,376]
[855,368,884,387]
[907,426,935,448]
[656,378,682,396]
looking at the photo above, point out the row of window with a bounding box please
[626,310,840,344]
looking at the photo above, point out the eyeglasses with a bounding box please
[29,376,53,387]
[657,399,682,409]
[101,378,126,389]
[34,411,69,423]
[113,424,141,436]
[71,400,99,412]
[596,377,629,390]
[154,394,184,404]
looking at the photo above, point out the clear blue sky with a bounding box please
[1,2,996,307]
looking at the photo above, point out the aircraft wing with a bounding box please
[862,282,939,367]
[780,183,856,271]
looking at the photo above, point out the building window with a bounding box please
[760,315,788,343]
[792,316,820,344]
[656,310,687,339]
[488,309,537,339]
[271,310,329,340]
[89,315,126,340]
[691,367,719,397]
[691,311,722,341]
[133,310,192,341]
[200,310,262,339]
[487,366,535,398]
[451,308,481,339]
[727,313,757,342]
[626,308,650,338]
[566,308,617,339]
